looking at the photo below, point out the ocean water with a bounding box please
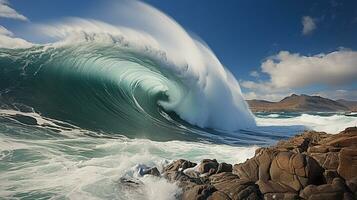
[1,1,356,199]
[0,111,258,200]
[0,109,356,199]
[255,112,357,134]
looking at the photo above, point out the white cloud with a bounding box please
[240,80,293,101]
[241,49,357,101]
[261,50,357,88]
[0,25,13,36]
[0,34,32,48]
[240,80,278,93]
[249,70,259,78]
[302,16,316,35]
[0,0,28,21]
[0,25,32,48]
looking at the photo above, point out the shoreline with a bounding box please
[129,127,357,200]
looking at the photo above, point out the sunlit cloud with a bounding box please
[0,0,28,21]
[302,16,316,35]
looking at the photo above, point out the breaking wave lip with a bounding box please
[0,39,254,141]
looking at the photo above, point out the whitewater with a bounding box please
[0,0,356,199]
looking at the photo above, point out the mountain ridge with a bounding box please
[246,94,357,112]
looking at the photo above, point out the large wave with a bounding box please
[0,1,255,140]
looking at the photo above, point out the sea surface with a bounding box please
[0,109,356,199]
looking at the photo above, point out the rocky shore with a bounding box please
[134,127,357,200]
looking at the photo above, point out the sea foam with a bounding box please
[255,113,357,134]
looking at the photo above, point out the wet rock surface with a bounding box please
[153,127,357,199]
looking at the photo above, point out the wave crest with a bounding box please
[0,1,255,139]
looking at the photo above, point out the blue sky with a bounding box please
[1,0,357,101]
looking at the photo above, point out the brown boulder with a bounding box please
[343,127,357,133]
[346,177,357,198]
[257,180,299,200]
[256,180,296,194]
[234,148,324,193]
[270,152,323,191]
[323,170,341,184]
[216,162,233,174]
[299,178,346,200]
[209,172,261,200]
[308,145,329,153]
[164,159,197,172]
[182,184,216,200]
[233,157,259,181]
[233,148,274,182]
[338,147,357,181]
[318,127,357,148]
[209,172,240,184]
[236,185,261,200]
[164,170,204,188]
[256,148,275,181]
[305,127,357,182]
[199,159,219,174]
[208,191,231,200]
[324,135,357,148]
[309,151,339,170]
[276,130,327,152]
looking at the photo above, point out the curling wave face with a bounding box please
[0,38,254,141]
[0,0,255,140]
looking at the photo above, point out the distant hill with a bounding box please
[337,99,357,112]
[246,94,353,112]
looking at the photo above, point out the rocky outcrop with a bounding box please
[306,127,357,183]
[138,127,357,199]
[232,148,325,199]
[299,178,351,200]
